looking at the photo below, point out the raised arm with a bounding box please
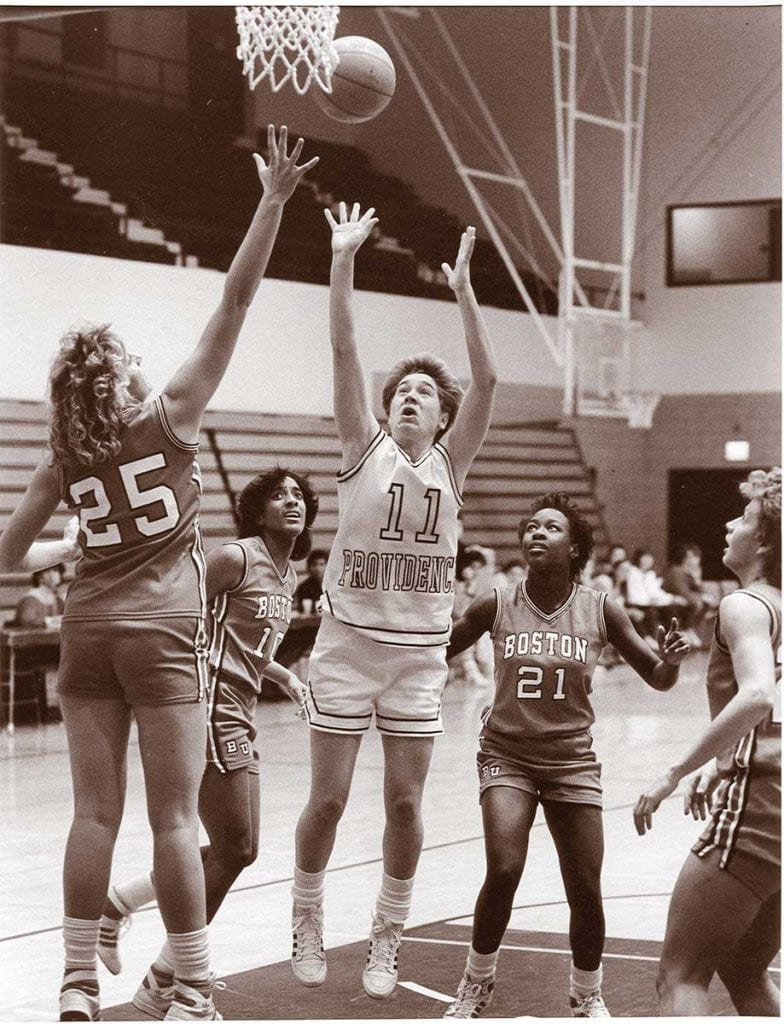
[0,459,76,573]
[633,591,777,835]
[323,202,380,470]
[163,125,319,439]
[605,599,689,691]
[440,227,498,487]
[446,589,497,660]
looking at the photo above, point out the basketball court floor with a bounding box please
[1,649,778,1020]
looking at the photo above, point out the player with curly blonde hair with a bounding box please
[635,466,781,1016]
[0,125,318,1022]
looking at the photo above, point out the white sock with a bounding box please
[292,865,325,908]
[375,872,415,925]
[153,942,175,977]
[111,872,157,914]
[63,916,100,969]
[467,945,498,981]
[167,927,210,986]
[570,962,603,998]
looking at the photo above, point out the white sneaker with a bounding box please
[59,969,100,1022]
[97,885,132,975]
[291,903,327,986]
[132,964,176,1020]
[163,977,222,1021]
[362,914,403,999]
[571,991,611,1017]
[444,972,495,1018]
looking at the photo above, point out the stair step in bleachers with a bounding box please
[0,398,608,620]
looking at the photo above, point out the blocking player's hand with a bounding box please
[281,669,307,717]
[657,617,690,665]
[325,201,379,256]
[442,226,476,294]
[633,768,679,835]
[253,124,319,204]
[683,762,721,821]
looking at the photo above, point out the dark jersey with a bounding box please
[61,397,205,621]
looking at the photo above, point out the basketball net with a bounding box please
[235,6,340,95]
[621,391,661,429]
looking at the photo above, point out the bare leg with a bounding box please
[472,786,539,953]
[61,694,132,919]
[380,734,434,879]
[657,850,767,1015]
[717,888,780,1016]
[542,801,605,971]
[134,701,208,934]
[198,763,260,923]
[295,730,363,872]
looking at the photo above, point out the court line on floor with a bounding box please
[402,935,780,973]
[398,981,453,1003]
[0,797,672,945]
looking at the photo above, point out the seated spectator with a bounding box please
[625,549,686,648]
[608,543,632,600]
[14,564,66,627]
[497,558,525,587]
[662,542,717,649]
[293,548,328,615]
[586,555,615,595]
[450,548,493,687]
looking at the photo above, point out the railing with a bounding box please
[0,19,188,109]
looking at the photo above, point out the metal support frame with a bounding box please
[551,6,651,416]
[379,7,652,423]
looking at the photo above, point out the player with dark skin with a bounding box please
[443,494,689,1018]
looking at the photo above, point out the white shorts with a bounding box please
[305,613,447,736]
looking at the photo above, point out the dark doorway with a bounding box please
[668,468,750,580]
[187,8,245,132]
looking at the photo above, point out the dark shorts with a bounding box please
[206,673,259,774]
[477,731,603,807]
[692,769,781,901]
[58,617,208,706]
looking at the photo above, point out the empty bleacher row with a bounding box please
[0,68,558,312]
[0,398,608,622]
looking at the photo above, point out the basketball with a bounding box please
[313,35,396,124]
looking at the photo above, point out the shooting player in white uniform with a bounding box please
[291,201,498,999]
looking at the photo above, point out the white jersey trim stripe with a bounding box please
[433,443,464,506]
[155,396,200,452]
[336,428,385,483]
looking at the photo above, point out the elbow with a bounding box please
[747,687,775,716]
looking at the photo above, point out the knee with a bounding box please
[213,833,258,874]
[485,860,523,896]
[657,954,711,998]
[385,790,422,828]
[306,791,349,829]
[74,799,123,836]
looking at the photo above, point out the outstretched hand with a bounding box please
[633,768,679,835]
[324,201,379,255]
[683,762,722,821]
[441,226,476,293]
[656,617,690,665]
[253,124,319,204]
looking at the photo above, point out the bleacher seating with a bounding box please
[0,71,558,312]
[0,398,608,623]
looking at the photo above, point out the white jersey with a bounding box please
[321,429,463,647]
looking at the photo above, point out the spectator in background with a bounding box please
[662,543,717,650]
[450,548,494,687]
[499,558,525,587]
[608,544,632,601]
[626,549,686,649]
[14,564,66,626]
[294,548,328,615]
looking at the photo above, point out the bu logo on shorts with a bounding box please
[480,763,502,780]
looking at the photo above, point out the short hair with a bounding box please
[739,467,781,587]
[518,491,593,582]
[235,467,319,562]
[632,548,653,567]
[32,564,65,587]
[381,353,464,442]
[502,558,524,573]
[307,548,329,567]
[673,541,702,564]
